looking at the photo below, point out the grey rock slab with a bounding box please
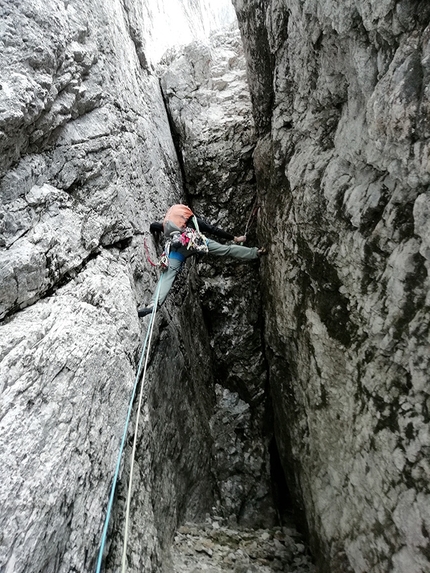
[233,0,430,571]
[0,0,188,570]
[0,253,142,573]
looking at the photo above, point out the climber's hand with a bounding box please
[234,235,247,243]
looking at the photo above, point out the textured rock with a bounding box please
[159,29,276,527]
[233,0,430,572]
[171,520,315,572]
[0,253,144,572]
[105,290,218,573]
[0,0,177,568]
[0,1,237,572]
[7,0,429,572]
[159,28,257,227]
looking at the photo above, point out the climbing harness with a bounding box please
[145,216,208,273]
[170,227,208,254]
[170,216,208,253]
[144,237,169,270]
[95,275,164,573]
[244,198,260,236]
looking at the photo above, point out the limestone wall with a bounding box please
[159,29,275,528]
[0,0,217,570]
[3,0,428,571]
[233,1,430,571]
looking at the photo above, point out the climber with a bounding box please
[138,204,266,317]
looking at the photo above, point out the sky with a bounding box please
[143,0,238,62]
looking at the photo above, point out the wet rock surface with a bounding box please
[171,520,315,573]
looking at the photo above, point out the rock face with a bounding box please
[171,520,315,572]
[233,1,430,572]
[0,0,178,569]
[3,0,429,572]
[159,29,276,528]
[0,1,238,572]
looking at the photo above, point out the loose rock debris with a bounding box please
[171,520,315,572]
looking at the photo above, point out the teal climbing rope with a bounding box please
[121,279,160,572]
[95,275,163,573]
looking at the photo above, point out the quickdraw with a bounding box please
[158,249,169,269]
[244,198,260,236]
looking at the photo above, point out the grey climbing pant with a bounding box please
[150,236,258,308]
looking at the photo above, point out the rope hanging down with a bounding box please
[95,275,163,573]
[120,280,161,571]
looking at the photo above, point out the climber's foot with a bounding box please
[138,307,153,317]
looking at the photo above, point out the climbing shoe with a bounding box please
[138,307,153,317]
